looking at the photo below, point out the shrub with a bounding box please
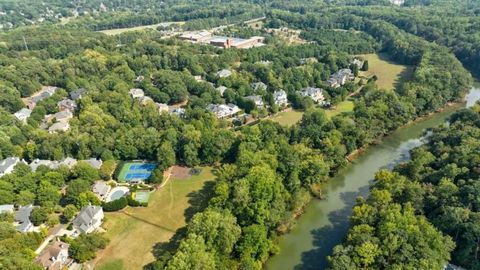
[102,197,127,212]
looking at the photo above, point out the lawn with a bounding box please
[98,22,184,35]
[92,167,215,270]
[357,53,414,90]
[325,100,355,118]
[270,109,304,126]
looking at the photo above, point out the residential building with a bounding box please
[84,158,103,169]
[390,0,405,6]
[251,82,267,91]
[156,103,169,113]
[129,88,145,99]
[169,108,186,117]
[0,204,14,214]
[0,157,21,177]
[299,87,325,103]
[29,159,56,171]
[72,205,104,234]
[328,69,354,88]
[15,205,34,233]
[245,95,265,107]
[193,75,204,82]
[351,58,364,69]
[35,240,73,270]
[216,86,227,96]
[14,108,32,123]
[273,90,288,106]
[58,157,77,169]
[54,110,73,123]
[138,96,153,106]
[216,69,232,78]
[26,86,58,109]
[49,122,70,134]
[57,99,77,112]
[135,76,145,83]
[70,88,87,100]
[206,104,241,119]
[91,181,111,201]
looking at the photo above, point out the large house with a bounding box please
[216,69,232,78]
[15,205,34,233]
[54,110,73,123]
[73,205,104,234]
[299,87,325,104]
[84,158,103,169]
[0,204,14,214]
[25,86,58,109]
[14,108,32,124]
[57,99,77,112]
[251,82,267,91]
[35,240,73,270]
[70,88,87,101]
[327,69,354,88]
[29,157,78,171]
[129,88,145,99]
[48,122,70,134]
[206,104,241,119]
[156,103,169,114]
[351,58,364,69]
[245,95,265,107]
[0,157,21,177]
[273,90,288,106]
[91,181,111,201]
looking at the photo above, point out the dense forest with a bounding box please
[329,105,480,270]
[0,0,478,269]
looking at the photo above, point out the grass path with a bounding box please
[94,167,215,270]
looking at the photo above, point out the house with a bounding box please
[58,157,77,169]
[135,75,145,83]
[206,104,241,119]
[156,103,169,114]
[54,110,73,123]
[273,90,288,106]
[193,75,204,82]
[70,88,87,100]
[40,114,54,130]
[35,240,73,270]
[57,99,77,112]
[328,69,354,88]
[216,69,232,78]
[251,82,267,91]
[0,204,14,214]
[216,86,227,96]
[299,87,325,103]
[129,88,145,99]
[351,58,364,69]
[0,157,21,177]
[84,158,103,169]
[138,96,153,106]
[91,181,111,201]
[48,122,70,134]
[15,205,34,233]
[245,95,264,107]
[14,108,32,124]
[26,86,58,109]
[29,159,56,171]
[169,108,186,117]
[72,205,104,234]
[390,0,405,6]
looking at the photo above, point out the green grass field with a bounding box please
[270,110,304,126]
[325,100,355,118]
[93,167,215,270]
[358,53,414,90]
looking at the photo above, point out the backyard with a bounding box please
[358,53,414,90]
[93,166,215,270]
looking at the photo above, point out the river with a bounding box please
[265,85,480,270]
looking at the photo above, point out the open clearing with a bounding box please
[99,22,184,35]
[270,109,304,126]
[94,166,215,270]
[325,100,355,118]
[358,53,414,90]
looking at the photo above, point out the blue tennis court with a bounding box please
[117,162,157,182]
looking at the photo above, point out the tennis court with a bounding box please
[117,162,157,183]
[134,190,150,203]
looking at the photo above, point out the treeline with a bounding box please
[329,105,480,270]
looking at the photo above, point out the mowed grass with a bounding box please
[270,109,304,126]
[93,167,215,270]
[358,53,414,90]
[325,100,355,118]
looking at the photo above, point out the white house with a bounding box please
[299,87,325,104]
[245,95,264,107]
[273,90,288,106]
[14,108,32,124]
[48,122,70,134]
[206,104,241,119]
[72,205,104,234]
[216,69,232,78]
[0,204,14,214]
[156,103,169,113]
[129,88,145,99]
[0,157,21,177]
[328,69,354,88]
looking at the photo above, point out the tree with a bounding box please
[69,233,109,262]
[30,207,49,226]
[165,234,216,270]
[157,141,175,172]
[361,60,369,71]
[36,181,60,207]
[63,204,78,221]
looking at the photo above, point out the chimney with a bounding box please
[226,38,232,48]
